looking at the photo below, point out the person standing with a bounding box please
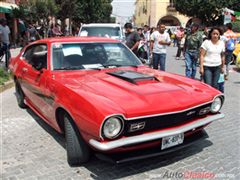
[183,23,203,79]
[137,27,146,61]
[175,26,185,60]
[124,23,140,56]
[52,23,63,37]
[199,27,225,90]
[150,23,171,71]
[27,24,38,42]
[143,25,150,63]
[202,26,209,41]
[223,23,236,80]
[0,18,11,68]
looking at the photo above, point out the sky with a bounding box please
[111,0,136,18]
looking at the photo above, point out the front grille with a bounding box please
[124,103,211,136]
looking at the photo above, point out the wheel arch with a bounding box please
[55,107,68,134]
[55,107,77,135]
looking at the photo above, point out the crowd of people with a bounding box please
[124,22,237,93]
[0,17,238,94]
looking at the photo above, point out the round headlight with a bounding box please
[211,97,222,113]
[103,117,123,139]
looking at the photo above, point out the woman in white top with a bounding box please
[200,27,225,90]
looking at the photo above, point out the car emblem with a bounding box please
[186,111,196,116]
[129,122,145,132]
[199,107,210,115]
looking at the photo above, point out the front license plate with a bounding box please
[161,133,184,150]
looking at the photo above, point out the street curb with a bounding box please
[0,79,14,93]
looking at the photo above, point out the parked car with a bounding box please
[78,23,125,42]
[9,37,224,166]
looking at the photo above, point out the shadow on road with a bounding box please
[26,108,66,149]
[26,107,213,180]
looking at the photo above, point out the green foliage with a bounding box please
[174,0,240,26]
[232,21,240,32]
[11,0,113,31]
[0,68,10,85]
[72,0,113,24]
[11,0,59,24]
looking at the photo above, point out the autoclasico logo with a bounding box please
[162,170,215,179]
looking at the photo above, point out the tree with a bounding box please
[72,0,113,25]
[11,0,58,23]
[11,0,58,37]
[55,0,112,34]
[174,0,240,26]
[55,0,77,34]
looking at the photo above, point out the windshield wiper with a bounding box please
[103,64,139,68]
[85,67,103,70]
[54,66,83,70]
[102,64,123,68]
[103,64,138,68]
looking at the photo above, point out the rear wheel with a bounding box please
[15,80,27,108]
[64,113,90,166]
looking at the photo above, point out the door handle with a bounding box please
[22,67,28,72]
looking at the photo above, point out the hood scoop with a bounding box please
[107,70,159,84]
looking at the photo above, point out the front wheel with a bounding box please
[15,80,27,108]
[64,113,90,166]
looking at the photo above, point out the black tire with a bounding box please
[15,80,27,108]
[64,113,90,166]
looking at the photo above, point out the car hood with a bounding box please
[55,67,217,117]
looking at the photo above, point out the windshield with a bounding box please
[51,42,141,70]
[80,27,121,38]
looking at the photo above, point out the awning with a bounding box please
[0,2,18,13]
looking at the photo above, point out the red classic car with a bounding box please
[9,37,224,166]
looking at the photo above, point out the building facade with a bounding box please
[134,0,200,28]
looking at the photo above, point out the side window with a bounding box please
[23,44,48,69]
[32,45,48,69]
[23,47,34,63]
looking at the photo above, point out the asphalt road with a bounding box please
[1,47,240,180]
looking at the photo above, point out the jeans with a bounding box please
[185,50,198,79]
[152,53,166,71]
[0,43,11,68]
[203,66,221,90]
[176,46,183,58]
[218,82,224,93]
[225,50,233,77]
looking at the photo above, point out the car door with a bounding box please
[19,44,51,120]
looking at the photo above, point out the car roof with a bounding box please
[81,23,121,27]
[33,37,120,44]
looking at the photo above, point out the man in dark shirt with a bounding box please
[183,23,203,79]
[124,23,140,56]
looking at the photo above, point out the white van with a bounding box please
[78,23,124,41]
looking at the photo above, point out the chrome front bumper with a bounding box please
[89,113,224,151]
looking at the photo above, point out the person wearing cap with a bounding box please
[183,23,203,79]
[0,18,11,68]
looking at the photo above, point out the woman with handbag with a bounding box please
[200,27,225,90]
